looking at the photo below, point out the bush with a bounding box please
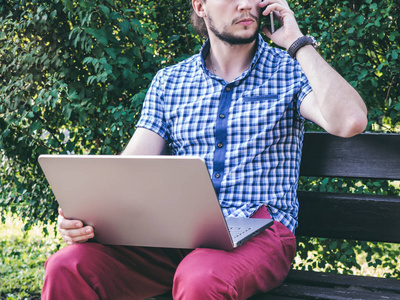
[0,0,199,228]
[295,0,400,131]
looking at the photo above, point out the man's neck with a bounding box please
[207,36,258,83]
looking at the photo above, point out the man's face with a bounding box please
[202,0,262,45]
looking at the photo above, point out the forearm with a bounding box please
[296,45,368,137]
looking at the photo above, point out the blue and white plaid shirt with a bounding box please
[136,35,312,233]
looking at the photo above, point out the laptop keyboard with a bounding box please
[229,226,252,239]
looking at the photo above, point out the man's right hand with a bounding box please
[58,208,94,244]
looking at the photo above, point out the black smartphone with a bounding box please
[267,12,275,33]
[263,9,281,34]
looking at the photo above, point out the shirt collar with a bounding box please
[199,34,268,82]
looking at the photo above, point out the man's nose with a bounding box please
[237,0,253,11]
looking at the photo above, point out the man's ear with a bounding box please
[192,0,206,18]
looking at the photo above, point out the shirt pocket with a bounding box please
[243,94,279,102]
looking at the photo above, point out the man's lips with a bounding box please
[236,18,255,26]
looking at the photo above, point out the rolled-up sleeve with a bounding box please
[136,70,168,140]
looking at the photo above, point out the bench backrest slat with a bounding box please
[300,132,400,180]
[296,191,400,243]
[297,132,400,243]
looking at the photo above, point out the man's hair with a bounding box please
[190,2,209,38]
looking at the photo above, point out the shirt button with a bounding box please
[217,142,223,148]
[215,173,221,178]
[225,86,231,92]
[219,114,225,119]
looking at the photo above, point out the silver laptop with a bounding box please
[38,155,273,250]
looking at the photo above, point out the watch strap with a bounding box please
[287,36,317,59]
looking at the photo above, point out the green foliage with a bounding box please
[294,0,400,132]
[0,0,199,229]
[294,237,400,278]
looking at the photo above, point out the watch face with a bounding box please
[309,36,318,48]
[310,36,317,45]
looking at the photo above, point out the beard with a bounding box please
[207,12,260,45]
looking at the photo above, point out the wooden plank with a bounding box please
[250,270,400,299]
[265,283,400,300]
[300,132,400,180]
[250,293,304,300]
[296,191,400,243]
[145,293,172,300]
[150,292,305,300]
[285,270,400,293]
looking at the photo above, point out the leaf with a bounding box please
[30,121,41,132]
[50,10,57,20]
[389,31,400,42]
[98,5,110,17]
[169,35,180,41]
[84,28,108,46]
[78,111,88,125]
[65,0,73,11]
[105,48,118,60]
[329,241,338,250]
[370,3,378,10]
[62,103,72,120]
[340,255,347,263]
[119,21,130,36]
[110,11,121,20]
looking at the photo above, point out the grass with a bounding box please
[0,214,64,300]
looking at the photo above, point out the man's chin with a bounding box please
[224,33,258,45]
[214,28,258,45]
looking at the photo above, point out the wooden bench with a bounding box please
[251,132,400,299]
[149,132,400,300]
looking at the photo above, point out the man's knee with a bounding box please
[44,243,104,282]
[43,243,107,300]
[45,244,82,277]
[173,265,236,300]
[172,250,239,300]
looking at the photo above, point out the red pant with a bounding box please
[42,206,296,300]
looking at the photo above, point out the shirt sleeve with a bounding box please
[135,70,168,140]
[294,63,313,121]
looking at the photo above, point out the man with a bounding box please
[42,0,367,299]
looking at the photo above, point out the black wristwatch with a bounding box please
[287,36,318,59]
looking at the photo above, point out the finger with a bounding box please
[58,215,84,230]
[58,208,84,230]
[60,225,93,238]
[259,0,290,8]
[63,234,92,245]
[63,235,90,245]
[261,3,282,16]
[60,226,94,244]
